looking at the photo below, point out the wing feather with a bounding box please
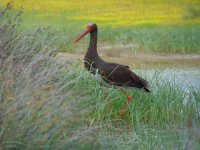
[99,63,150,92]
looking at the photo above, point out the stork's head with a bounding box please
[73,23,97,44]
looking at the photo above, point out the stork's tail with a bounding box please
[143,87,150,93]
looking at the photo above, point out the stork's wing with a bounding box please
[99,63,150,92]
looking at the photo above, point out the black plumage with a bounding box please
[74,23,150,93]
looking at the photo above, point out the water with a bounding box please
[140,67,200,105]
[143,68,200,91]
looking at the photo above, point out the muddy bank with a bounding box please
[56,52,200,68]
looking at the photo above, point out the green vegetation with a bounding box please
[0,5,200,149]
[1,0,200,53]
[99,25,200,53]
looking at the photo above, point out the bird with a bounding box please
[73,23,150,116]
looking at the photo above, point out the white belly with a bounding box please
[93,69,104,83]
[92,69,113,88]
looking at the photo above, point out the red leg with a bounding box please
[119,89,132,117]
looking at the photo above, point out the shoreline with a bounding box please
[57,52,200,68]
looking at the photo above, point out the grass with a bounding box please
[99,25,200,53]
[0,3,200,150]
[1,0,200,53]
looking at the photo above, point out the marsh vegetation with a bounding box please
[0,1,200,149]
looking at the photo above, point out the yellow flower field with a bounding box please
[1,0,200,27]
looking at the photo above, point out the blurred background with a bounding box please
[1,0,200,54]
[0,1,200,149]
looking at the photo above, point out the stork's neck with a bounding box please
[85,30,101,61]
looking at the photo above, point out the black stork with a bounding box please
[73,23,150,116]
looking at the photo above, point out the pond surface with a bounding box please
[140,67,200,105]
[143,68,200,91]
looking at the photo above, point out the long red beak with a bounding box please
[73,27,92,44]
